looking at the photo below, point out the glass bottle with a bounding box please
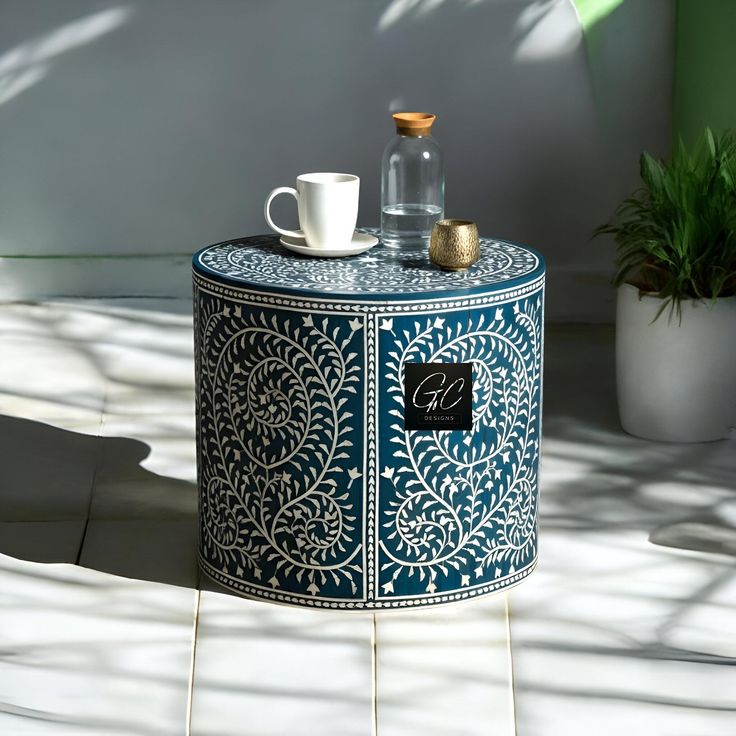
[381,112,444,248]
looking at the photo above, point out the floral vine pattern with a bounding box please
[376,294,542,601]
[195,291,366,602]
[193,236,544,609]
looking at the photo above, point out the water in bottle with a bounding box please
[381,112,444,249]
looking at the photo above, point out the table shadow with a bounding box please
[0,413,201,590]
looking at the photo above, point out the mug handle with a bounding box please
[264,187,302,238]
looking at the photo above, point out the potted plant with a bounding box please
[596,128,736,442]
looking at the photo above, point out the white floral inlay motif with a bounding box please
[197,301,365,599]
[377,297,541,598]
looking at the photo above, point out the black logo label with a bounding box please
[403,363,473,431]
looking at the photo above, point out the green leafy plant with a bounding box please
[596,127,736,320]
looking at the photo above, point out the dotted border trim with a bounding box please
[199,553,538,610]
[192,271,545,313]
[366,314,377,600]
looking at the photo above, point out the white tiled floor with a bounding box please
[374,596,514,736]
[0,554,197,735]
[190,587,374,736]
[0,301,734,734]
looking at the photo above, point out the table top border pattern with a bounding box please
[193,234,544,300]
[200,554,537,610]
[192,271,545,313]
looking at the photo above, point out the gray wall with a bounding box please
[0,0,675,319]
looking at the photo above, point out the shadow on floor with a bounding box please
[540,325,736,552]
[0,413,201,589]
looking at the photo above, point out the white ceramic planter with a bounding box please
[616,283,736,442]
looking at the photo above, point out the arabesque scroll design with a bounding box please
[196,294,365,599]
[378,296,541,598]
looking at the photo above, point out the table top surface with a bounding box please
[192,229,544,302]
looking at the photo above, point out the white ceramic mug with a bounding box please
[264,173,359,249]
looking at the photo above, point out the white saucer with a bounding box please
[280,231,379,258]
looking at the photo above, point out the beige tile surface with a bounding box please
[375,594,514,736]
[0,336,107,416]
[79,518,198,589]
[190,588,374,736]
[0,554,197,735]
[0,415,100,521]
[509,531,736,736]
[509,325,736,736]
[0,521,86,564]
[88,413,197,520]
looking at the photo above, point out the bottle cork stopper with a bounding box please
[393,112,436,137]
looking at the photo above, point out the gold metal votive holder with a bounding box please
[429,219,480,271]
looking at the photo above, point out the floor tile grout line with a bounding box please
[371,613,377,736]
[74,406,107,565]
[504,594,518,736]
[185,588,202,736]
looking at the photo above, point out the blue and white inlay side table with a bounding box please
[192,231,545,610]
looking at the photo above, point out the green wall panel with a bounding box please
[674,0,736,144]
[572,0,625,32]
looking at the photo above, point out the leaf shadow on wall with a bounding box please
[0,0,628,276]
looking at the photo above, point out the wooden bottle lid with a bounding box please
[393,112,436,137]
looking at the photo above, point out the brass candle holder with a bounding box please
[429,219,480,271]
